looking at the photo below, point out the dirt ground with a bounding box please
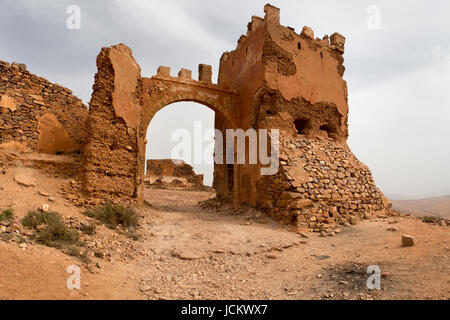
[0,168,449,300]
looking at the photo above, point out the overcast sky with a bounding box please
[1,0,449,199]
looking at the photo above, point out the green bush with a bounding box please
[85,200,139,230]
[0,208,14,221]
[22,211,80,248]
[422,216,438,224]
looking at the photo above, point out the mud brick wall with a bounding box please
[81,44,144,206]
[0,60,88,153]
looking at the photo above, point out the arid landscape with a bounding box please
[1,2,449,303]
[393,196,450,220]
[0,146,449,300]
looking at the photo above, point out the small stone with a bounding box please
[140,285,152,293]
[41,204,50,212]
[266,254,278,260]
[387,227,399,232]
[39,191,50,197]
[14,169,36,187]
[172,248,202,260]
[402,235,415,247]
[19,243,27,250]
[298,232,309,239]
[382,272,391,279]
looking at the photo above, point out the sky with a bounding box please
[1,0,449,199]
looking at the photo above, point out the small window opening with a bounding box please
[320,52,323,59]
[298,42,301,50]
[294,119,310,134]
[319,125,331,133]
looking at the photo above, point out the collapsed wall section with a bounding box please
[81,44,143,206]
[0,60,88,154]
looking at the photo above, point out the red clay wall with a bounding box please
[81,44,144,206]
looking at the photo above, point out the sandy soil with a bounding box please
[0,168,449,300]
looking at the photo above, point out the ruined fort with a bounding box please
[0,4,391,230]
[145,159,207,191]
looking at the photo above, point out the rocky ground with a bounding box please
[0,166,449,300]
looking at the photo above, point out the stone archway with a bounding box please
[82,44,240,207]
[136,69,240,206]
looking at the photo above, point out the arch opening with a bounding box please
[143,101,234,205]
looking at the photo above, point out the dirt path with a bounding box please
[131,189,450,300]
[1,183,449,300]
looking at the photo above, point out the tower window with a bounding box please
[294,119,311,134]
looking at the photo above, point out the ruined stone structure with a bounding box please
[145,159,206,190]
[0,60,88,154]
[0,4,391,228]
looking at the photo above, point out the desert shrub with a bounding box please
[84,200,139,230]
[422,216,438,224]
[22,211,80,248]
[80,222,97,235]
[0,208,14,221]
[66,246,90,264]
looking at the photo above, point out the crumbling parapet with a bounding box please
[198,64,212,83]
[264,4,280,24]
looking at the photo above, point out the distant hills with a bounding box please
[391,195,450,219]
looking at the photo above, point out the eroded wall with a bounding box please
[0,60,88,154]
[81,44,144,206]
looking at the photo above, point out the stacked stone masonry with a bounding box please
[0,60,88,154]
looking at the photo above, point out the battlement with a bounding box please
[153,64,217,87]
[240,4,346,55]
[264,3,280,24]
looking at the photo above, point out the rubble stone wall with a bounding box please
[0,60,88,154]
[145,159,206,190]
